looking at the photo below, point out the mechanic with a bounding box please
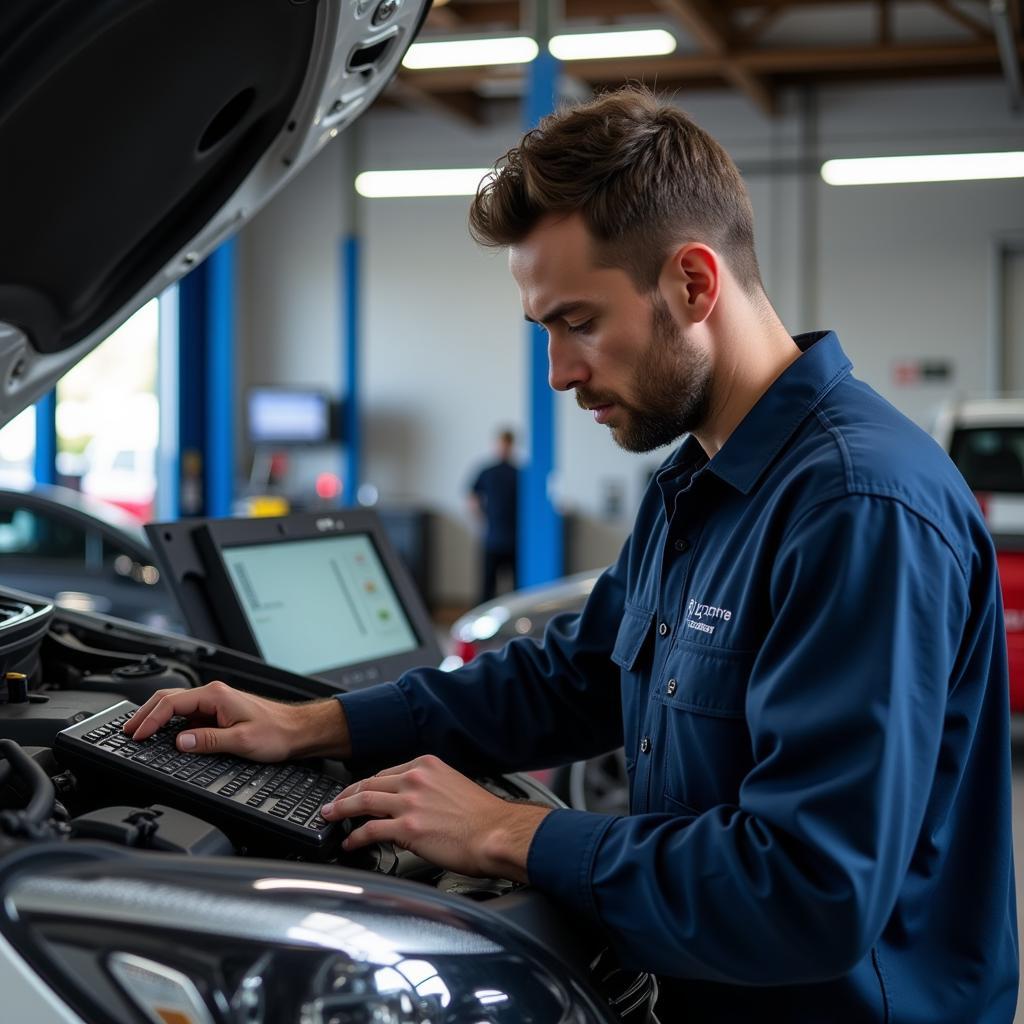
[467,426,519,602]
[126,86,1018,1021]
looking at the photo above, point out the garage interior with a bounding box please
[0,0,1022,1020]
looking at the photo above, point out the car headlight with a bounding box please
[0,845,612,1024]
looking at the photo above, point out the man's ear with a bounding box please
[659,243,721,325]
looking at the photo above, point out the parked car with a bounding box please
[933,398,1024,711]
[0,4,656,1023]
[0,484,179,631]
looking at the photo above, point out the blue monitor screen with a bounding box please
[248,389,331,445]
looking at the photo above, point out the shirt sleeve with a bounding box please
[528,494,970,985]
[337,541,630,776]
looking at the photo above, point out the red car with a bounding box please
[935,399,1024,711]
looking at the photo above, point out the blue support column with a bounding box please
[519,48,563,588]
[342,234,362,503]
[177,240,236,518]
[33,389,57,485]
[205,240,236,517]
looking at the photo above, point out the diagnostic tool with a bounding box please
[55,700,348,853]
[145,509,442,690]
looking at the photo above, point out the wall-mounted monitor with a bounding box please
[247,387,338,446]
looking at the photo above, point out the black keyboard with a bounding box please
[55,700,348,852]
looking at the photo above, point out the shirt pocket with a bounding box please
[611,602,655,770]
[658,641,755,815]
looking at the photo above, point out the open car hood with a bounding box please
[0,0,428,428]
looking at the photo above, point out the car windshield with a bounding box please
[949,427,1024,494]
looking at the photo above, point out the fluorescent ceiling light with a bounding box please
[821,152,1024,186]
[549,28,676,61]
[355,168,491,198]
[402,36,538,70]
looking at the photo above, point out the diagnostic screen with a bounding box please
[222,534,419,676]
[248,389,330,445]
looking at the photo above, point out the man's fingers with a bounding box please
[126,683,235,742]
[342,816,401,851]
[370,758,422,779]
[322,790,403,822]
[337,775,404,801]
[177,727,228,755]
[124,690,177,734]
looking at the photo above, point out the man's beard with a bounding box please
[577,298,713,453]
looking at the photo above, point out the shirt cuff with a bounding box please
[527,808,616,923]
[335,683,418,766]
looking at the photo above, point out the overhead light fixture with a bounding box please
[402,36,538,70]
[355,168,491,198]
[548,28,677,61]
[821,152,1024,186]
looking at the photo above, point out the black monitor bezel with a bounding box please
[146,509,441,691]
[246,386,338,447]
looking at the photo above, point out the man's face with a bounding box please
[510,213,712,453]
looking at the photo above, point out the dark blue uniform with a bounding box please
[341,332,1018,1021]
[471,459,518,601]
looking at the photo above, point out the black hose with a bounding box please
[0,739,56,825]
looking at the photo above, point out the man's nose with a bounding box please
[547,331,589,393]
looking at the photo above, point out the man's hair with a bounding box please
[497,428,515,446]
[469,85,763,296]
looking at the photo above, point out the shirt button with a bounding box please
[640,736,651,754]
[658,622,669,637]
[667,678,677,696]
[673,539,690,553]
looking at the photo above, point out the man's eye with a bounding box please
[568,319,594,334]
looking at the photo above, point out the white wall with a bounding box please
[237,137,347,493]
[238,76,1024,605]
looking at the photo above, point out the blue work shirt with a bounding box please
[340,332,1018,1022]
[471,460,518,552]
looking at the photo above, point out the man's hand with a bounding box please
[124,680,350,761]
[322,754,551,882]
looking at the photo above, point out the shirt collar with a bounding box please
[705,330,852,495]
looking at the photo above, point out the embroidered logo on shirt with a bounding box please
[685,598,733,636]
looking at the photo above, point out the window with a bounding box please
[57,300,159,522]
[0,507,87,561]
[949,428,1024,494]
[0,408,36,490]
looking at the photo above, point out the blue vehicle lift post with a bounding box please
[519,10,563,588]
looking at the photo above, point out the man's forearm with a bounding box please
[287,698,351,759]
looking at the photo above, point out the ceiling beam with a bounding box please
[878,0,893,45]
[930,0,994,38]
[737,38,1012,71]
[734,2,790,46]
[384,77,487,126]
[425,4,465,30]
[655,0,777,114]
[428,0,663,30]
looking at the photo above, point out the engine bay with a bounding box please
[0,591,658,1023]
